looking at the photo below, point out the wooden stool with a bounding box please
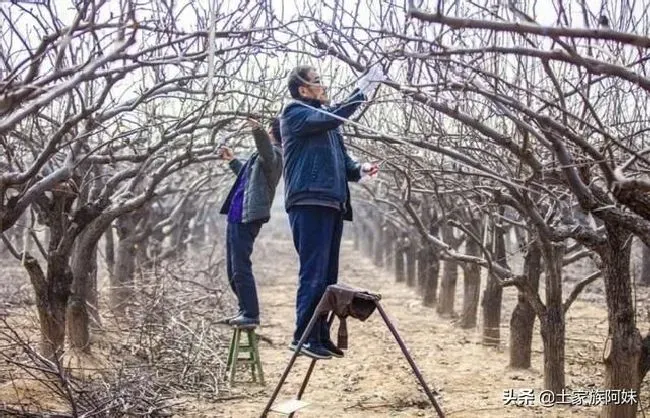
[226,325,265,385]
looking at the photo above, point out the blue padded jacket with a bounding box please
[280,89,366,221]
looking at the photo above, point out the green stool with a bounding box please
[226,325,265,385]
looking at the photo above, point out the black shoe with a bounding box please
[289,341,332,360]
[322,340,344,358]
[229,314,260,329]
[217,311,242,325]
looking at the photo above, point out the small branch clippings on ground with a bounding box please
[0,247,235,416]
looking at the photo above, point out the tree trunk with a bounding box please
[67,227,102,353]
[104,226,115,278]
[206,212,219,246]
[406,241,417,287]
[358,223,368,257]
[539,241,565,392]
[459,238,481,328]
[24,255,71,359]
[25,182,83,359]
[601,224,642,418]
[509,240,542,368]
[135,236,150,269]
[191,211,206,247]
[395,236,406,283]
[112,215,138,314]
[539,303,565,392]
[640,241,650,286]
[422,213,440,307]
[112,236,136,313]
[438,225,462,317]
[365,223,374,259]
[169,213,190,259]
[422,249,440,307]
[438,258,458,317]
[417,244,428,290]
[373,222,384,268]
[482,219,506,346]
[353,222,360,251]
[383,226,395,271]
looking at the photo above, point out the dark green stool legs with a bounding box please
[226,326,265,385]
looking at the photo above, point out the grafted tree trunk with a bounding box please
[148,221,165,261]
[190,208,207,247]
[112,236,137,313]
[601,224,642,418]
[538,241,565,392]
[67,238,95,352]
[639,334,650,385]
[395,233,406,283]
[373,221,384,267]
[361,222,373,258]
[459,236,481,328]
[67,221,107,352]
[168,209,191,259]
[640,241,650,286]
[438,225,462,317]
[104,227,115,278]
[352,221,360,251]
[25,181,84,359]
[417,242,429,290]
[383,225,395,271]
[482,218,505,346]
[422,249,440,307]
[205,211,219,246]
[111,214,139,314]
[422,210,440,307]
[438,259,458,316]
[135,236,150,268]
[405,237,417,287]
[509,240,542,368]
[23,255,71,359]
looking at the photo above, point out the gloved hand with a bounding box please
[360,162,379,178]
[356,64,385,98]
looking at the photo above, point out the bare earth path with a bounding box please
[188,226,629,418]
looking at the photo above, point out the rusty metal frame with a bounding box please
[261,288,445,417]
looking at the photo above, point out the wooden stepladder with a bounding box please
[226,325,265,385]
[261,283,445,417]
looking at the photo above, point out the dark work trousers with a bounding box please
[288,205,344,344]
[226,220,264,319]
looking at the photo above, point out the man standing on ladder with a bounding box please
[218,118,283,328]
[280,64,384,359]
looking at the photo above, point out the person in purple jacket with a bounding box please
[218,118,283,328]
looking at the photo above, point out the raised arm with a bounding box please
[251,124,276,165]
[287,89,366,136]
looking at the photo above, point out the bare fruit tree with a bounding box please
[269,0,650,416]
[0,0,281,359]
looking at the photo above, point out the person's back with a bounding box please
[218,118,283,328]
[281,97,364,216]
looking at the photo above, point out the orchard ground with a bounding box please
[1,216,649,417]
